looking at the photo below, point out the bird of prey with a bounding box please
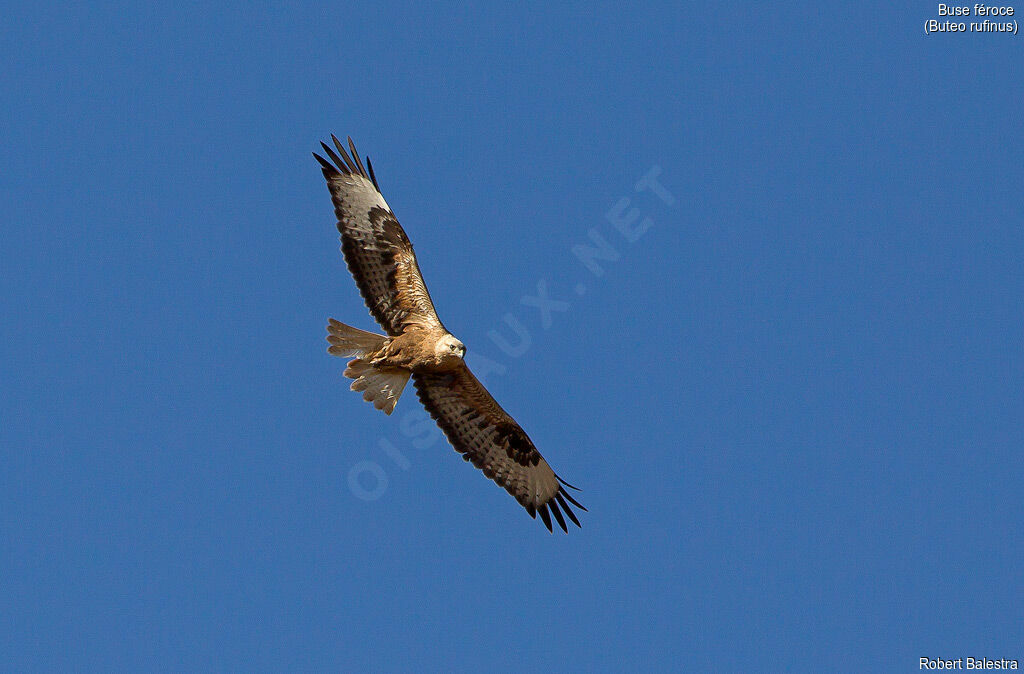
[314,135,585,533]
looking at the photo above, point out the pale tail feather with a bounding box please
[326,318,387,358]
[343,359,411,415]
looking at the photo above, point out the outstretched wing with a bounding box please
[314,136,444,336]
[413,364,586,533]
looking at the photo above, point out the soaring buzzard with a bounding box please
[315,136,585,533]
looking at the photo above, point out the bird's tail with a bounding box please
[326,319,410,415]
[342,359,411,415]
[326,318,388,358]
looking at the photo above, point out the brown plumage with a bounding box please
[315,135,585,533]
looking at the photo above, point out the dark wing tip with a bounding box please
[348,137,369,176]
[555,474,582,491]
[313,134,382,195]
[559,488,587,512]
[556,492,582,528]
[538,504,553,533]
[366,156,380,191]
[522,479,585,533]
[548,498,569,533]
[319,141,349,176]
[316,135,380,193]
[313,151,337,174]
[331,134,359,173]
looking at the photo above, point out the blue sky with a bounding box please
[2,2,1021,671]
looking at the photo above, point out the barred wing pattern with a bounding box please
[314,136,443,336]
[413,365,586,532]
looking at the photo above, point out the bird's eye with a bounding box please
[450,344,457,351]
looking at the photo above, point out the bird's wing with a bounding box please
[413,364,586,533]
[314,136,444,336]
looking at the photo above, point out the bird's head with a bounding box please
[436,334,466,361]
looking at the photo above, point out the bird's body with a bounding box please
[314,136,585,533]
[366,326,465,372]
